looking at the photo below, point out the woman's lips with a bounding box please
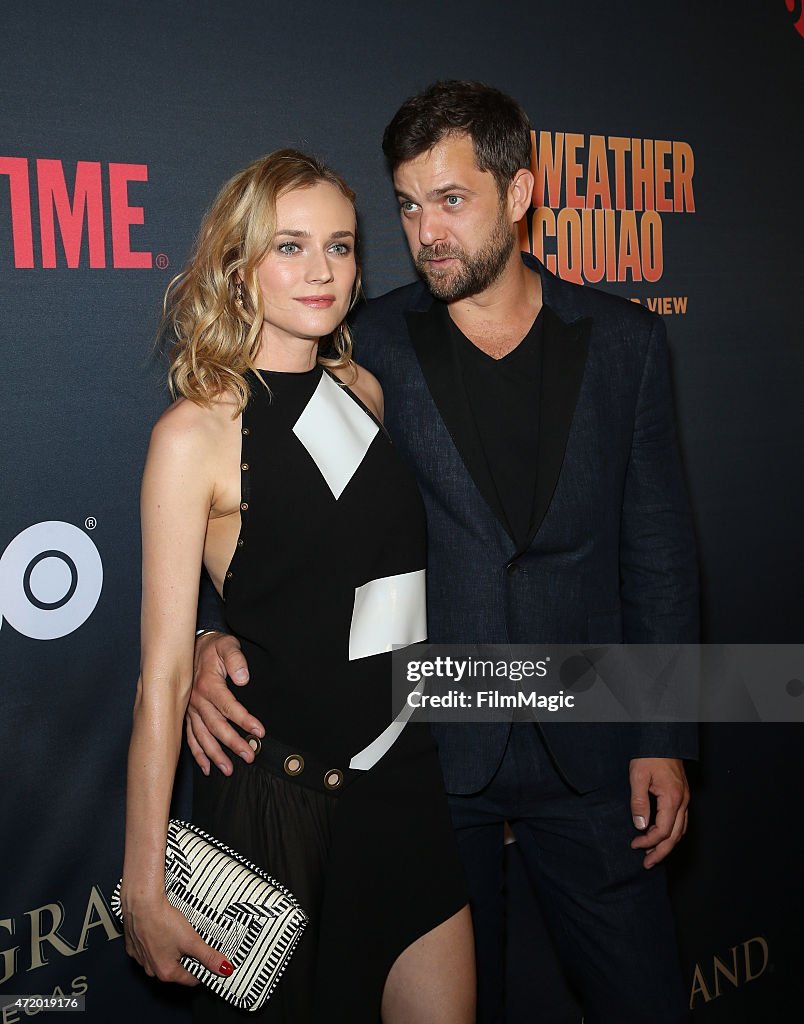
[294,295,336,308]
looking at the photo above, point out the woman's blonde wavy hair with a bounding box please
[165,149,361,412]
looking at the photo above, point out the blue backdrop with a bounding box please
[1,2,802,1020]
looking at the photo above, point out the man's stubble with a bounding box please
[414,200,516,302]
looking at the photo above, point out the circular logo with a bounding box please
[0,521,103,640]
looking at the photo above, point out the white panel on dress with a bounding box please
[348,568,427,661]
[292,372,378,499]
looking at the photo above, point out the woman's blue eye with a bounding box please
[329,243,352,255]
[278,242,301,254]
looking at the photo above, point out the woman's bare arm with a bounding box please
[121,400,234,984]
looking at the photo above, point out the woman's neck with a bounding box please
[253,334,319,372]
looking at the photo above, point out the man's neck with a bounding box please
[447,254,543,359]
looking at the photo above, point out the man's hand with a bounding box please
[187,632,264,776]
[629,757,689,869]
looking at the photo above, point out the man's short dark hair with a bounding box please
[382,80,532,195]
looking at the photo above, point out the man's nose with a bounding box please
[418,209,446,247]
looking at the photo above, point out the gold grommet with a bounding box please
[284,754,304,776]
[247,736,261,754]
[225,571,233,579]
[241,463,249,471]
[237,538,244,547]
[242,427,250,436]
[324,769,343,790]
[240,502,249,511]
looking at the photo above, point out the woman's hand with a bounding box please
[122,895,234,985]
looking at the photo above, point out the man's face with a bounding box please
[393,133,516,302]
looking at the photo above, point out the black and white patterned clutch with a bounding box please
[111,819,308,1012]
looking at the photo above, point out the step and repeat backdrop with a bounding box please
[1,2,802,1021]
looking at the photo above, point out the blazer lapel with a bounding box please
[403,255,592,552]
[405,300,512,534]
[523,303,591,550]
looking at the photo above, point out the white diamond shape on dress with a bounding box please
[292,372,379,499]
[348,568,427,661]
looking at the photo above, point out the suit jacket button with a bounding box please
[506,562,519,576]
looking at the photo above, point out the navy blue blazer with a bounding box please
[352,254,699,795]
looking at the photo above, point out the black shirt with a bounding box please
[450,310,543,548]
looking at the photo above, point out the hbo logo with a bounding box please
[0,521,103,640]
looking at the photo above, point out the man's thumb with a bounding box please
[631,795,649,831]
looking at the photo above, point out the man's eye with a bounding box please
[277,242,301,254]
[400,201,419,214]
[445,195,463,207]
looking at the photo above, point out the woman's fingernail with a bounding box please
[220,960,234,976]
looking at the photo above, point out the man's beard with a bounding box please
[415,205,516,302]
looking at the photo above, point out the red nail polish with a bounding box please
[220,959,234,976]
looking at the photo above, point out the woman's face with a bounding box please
[253,181,357,355]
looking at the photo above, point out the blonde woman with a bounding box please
[120,150,474,1023]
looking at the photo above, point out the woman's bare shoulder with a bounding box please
[331,361,384,421]
[149,394,239,460]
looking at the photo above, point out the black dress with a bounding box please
[192,364,466,1023]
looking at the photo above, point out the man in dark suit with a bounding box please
[189,82,698,1022]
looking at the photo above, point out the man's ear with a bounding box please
[509,168,535,223]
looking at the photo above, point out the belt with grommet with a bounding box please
[235,728,356,795]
